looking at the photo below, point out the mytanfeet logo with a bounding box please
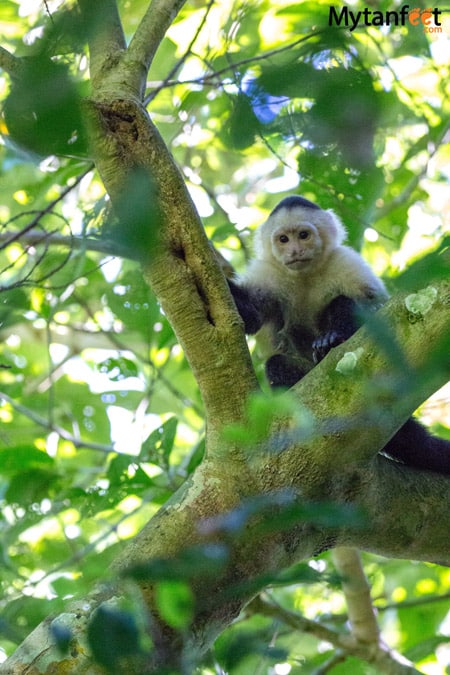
[329,5,444,33]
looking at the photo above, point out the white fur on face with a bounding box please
[270,223,322,270]
[254,206,346,266]
[241,202,387,318]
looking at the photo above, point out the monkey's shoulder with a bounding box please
[323,246,388,303]
[239,258,289,296]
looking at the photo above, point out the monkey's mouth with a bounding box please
[286,258,312,267]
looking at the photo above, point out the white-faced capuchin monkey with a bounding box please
[228,195,450,475]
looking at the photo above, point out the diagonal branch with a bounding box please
[85,96,258,439]
[332,547,380,644]
[251,595,422,675]
[0,45,24,78]
[0,391,114,453]
[270,281,450,483]
[77,0,126,88]
[145,0,215,106]
[126,0,188,97]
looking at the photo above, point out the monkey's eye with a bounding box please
[279,234,289,243]
[298,230,310,240]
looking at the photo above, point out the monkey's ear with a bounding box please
[325,209,347,246]
[253,218,273,261]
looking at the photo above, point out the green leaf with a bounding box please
[3,57,87,157]
[97,357,139,381]
[0,445,54,474]
[87,605,142,672]
[226,94,260,149]
[155,580,194,629]
[140,417,178,466]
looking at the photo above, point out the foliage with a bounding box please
[0,0,449,673]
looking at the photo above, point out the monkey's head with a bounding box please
[254,196,346,272]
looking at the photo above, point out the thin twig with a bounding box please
[145,0,215,106]
[0,391,115,453]
[0,165,93,252]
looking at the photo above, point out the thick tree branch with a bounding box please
[1,308,449,673]
[126,0,187,97]
[84,96,258,443]
[76,0,257,437]
[271,282,450,483]
[0,45,24,78]
[77,0,127,92]
[78,0,187,100]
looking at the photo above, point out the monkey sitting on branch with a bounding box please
[228,196,450,475]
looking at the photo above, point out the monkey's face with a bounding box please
[271,223,322,271]
[254,204,344,269]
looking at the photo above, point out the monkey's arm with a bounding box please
[313,295,360,362]
[228,279,282,335]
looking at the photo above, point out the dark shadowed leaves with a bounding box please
[3,57,87,157]
[122,544,229,584]
[155,581,194,629]
[87,605,144,673]
[105,167,162,261]
[227,94,261,149]
[215,627,288,670]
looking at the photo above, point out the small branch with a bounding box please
[147,30,324,91]
[332,547,379,644]
[0,391,114,453]
[145,0,215,106]
[77,0,126,87]
[277,281,450,478]
[249,595,343,645]
[125,0,187,98]
[251,595,423,675]
[376,122,450,220]
[0,165,93,253]
[0,45,24,78]
[377,591,450,612]
[0,230,136,261]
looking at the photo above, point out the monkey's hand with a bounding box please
[314,295,361,363]
[312,331,348,363]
